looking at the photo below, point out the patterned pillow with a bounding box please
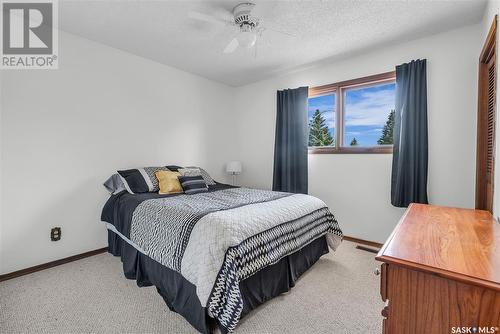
[178,167,202,177]
[117,166,170,194]
[186,166,216,185]
[178,175,209,195]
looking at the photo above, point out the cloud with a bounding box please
[344,86,395,126]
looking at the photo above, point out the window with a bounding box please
[308,71,396,153]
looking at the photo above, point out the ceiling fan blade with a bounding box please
[188,11,228,26]
[223,38,239,54]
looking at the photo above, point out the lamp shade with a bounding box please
[226,161,242,174]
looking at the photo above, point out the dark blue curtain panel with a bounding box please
[391,59,429,207]
[273,86,309,194]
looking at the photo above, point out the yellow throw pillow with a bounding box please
[155,170,183,194]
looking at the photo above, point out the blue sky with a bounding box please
[308,83,395,146]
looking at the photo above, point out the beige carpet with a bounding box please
[0,241,383,334]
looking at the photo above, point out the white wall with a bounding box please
[482,0,500,219]
[0,31,236,274]
[233,23,482,243]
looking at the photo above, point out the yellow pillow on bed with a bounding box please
[155,170,183,194]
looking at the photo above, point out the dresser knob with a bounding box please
[374,268,381,276]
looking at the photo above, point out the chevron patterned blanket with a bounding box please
[128,187,343,332]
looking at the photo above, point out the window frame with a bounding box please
[308,71,396,154]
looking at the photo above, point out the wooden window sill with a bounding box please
[308,146,393,154]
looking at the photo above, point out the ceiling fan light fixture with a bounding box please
[237,24,257,48]
[237,31,257,48]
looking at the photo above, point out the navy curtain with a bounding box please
[273,87,309,194]
[391,59,429,207]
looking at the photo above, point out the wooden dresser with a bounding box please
[376,204,500,334]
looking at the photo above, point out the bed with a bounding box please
[101,182,343,333]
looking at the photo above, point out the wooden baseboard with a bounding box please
[343,235,383,248]
[0,247,108,282]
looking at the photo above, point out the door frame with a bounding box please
[476,15,497,213]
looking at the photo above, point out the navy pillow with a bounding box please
[117,166,169,194]
[178,175,208,195]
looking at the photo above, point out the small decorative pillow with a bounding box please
[178,167,202,177]
[103,174,126,194]
[118,166,170,194]
[185,166,216,185]
[178,175,208,195]
[156,170,183,194]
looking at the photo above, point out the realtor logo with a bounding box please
[1,0,58,69]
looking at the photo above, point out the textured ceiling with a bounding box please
[59,0,487,86]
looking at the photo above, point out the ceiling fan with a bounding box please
[188,2,293,54]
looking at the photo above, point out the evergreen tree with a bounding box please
[350,137,358,146]
[377,109,395,145]
[308,109,334,146]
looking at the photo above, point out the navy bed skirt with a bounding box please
[108,231,329,333]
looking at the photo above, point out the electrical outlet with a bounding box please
[51,227,61,241]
